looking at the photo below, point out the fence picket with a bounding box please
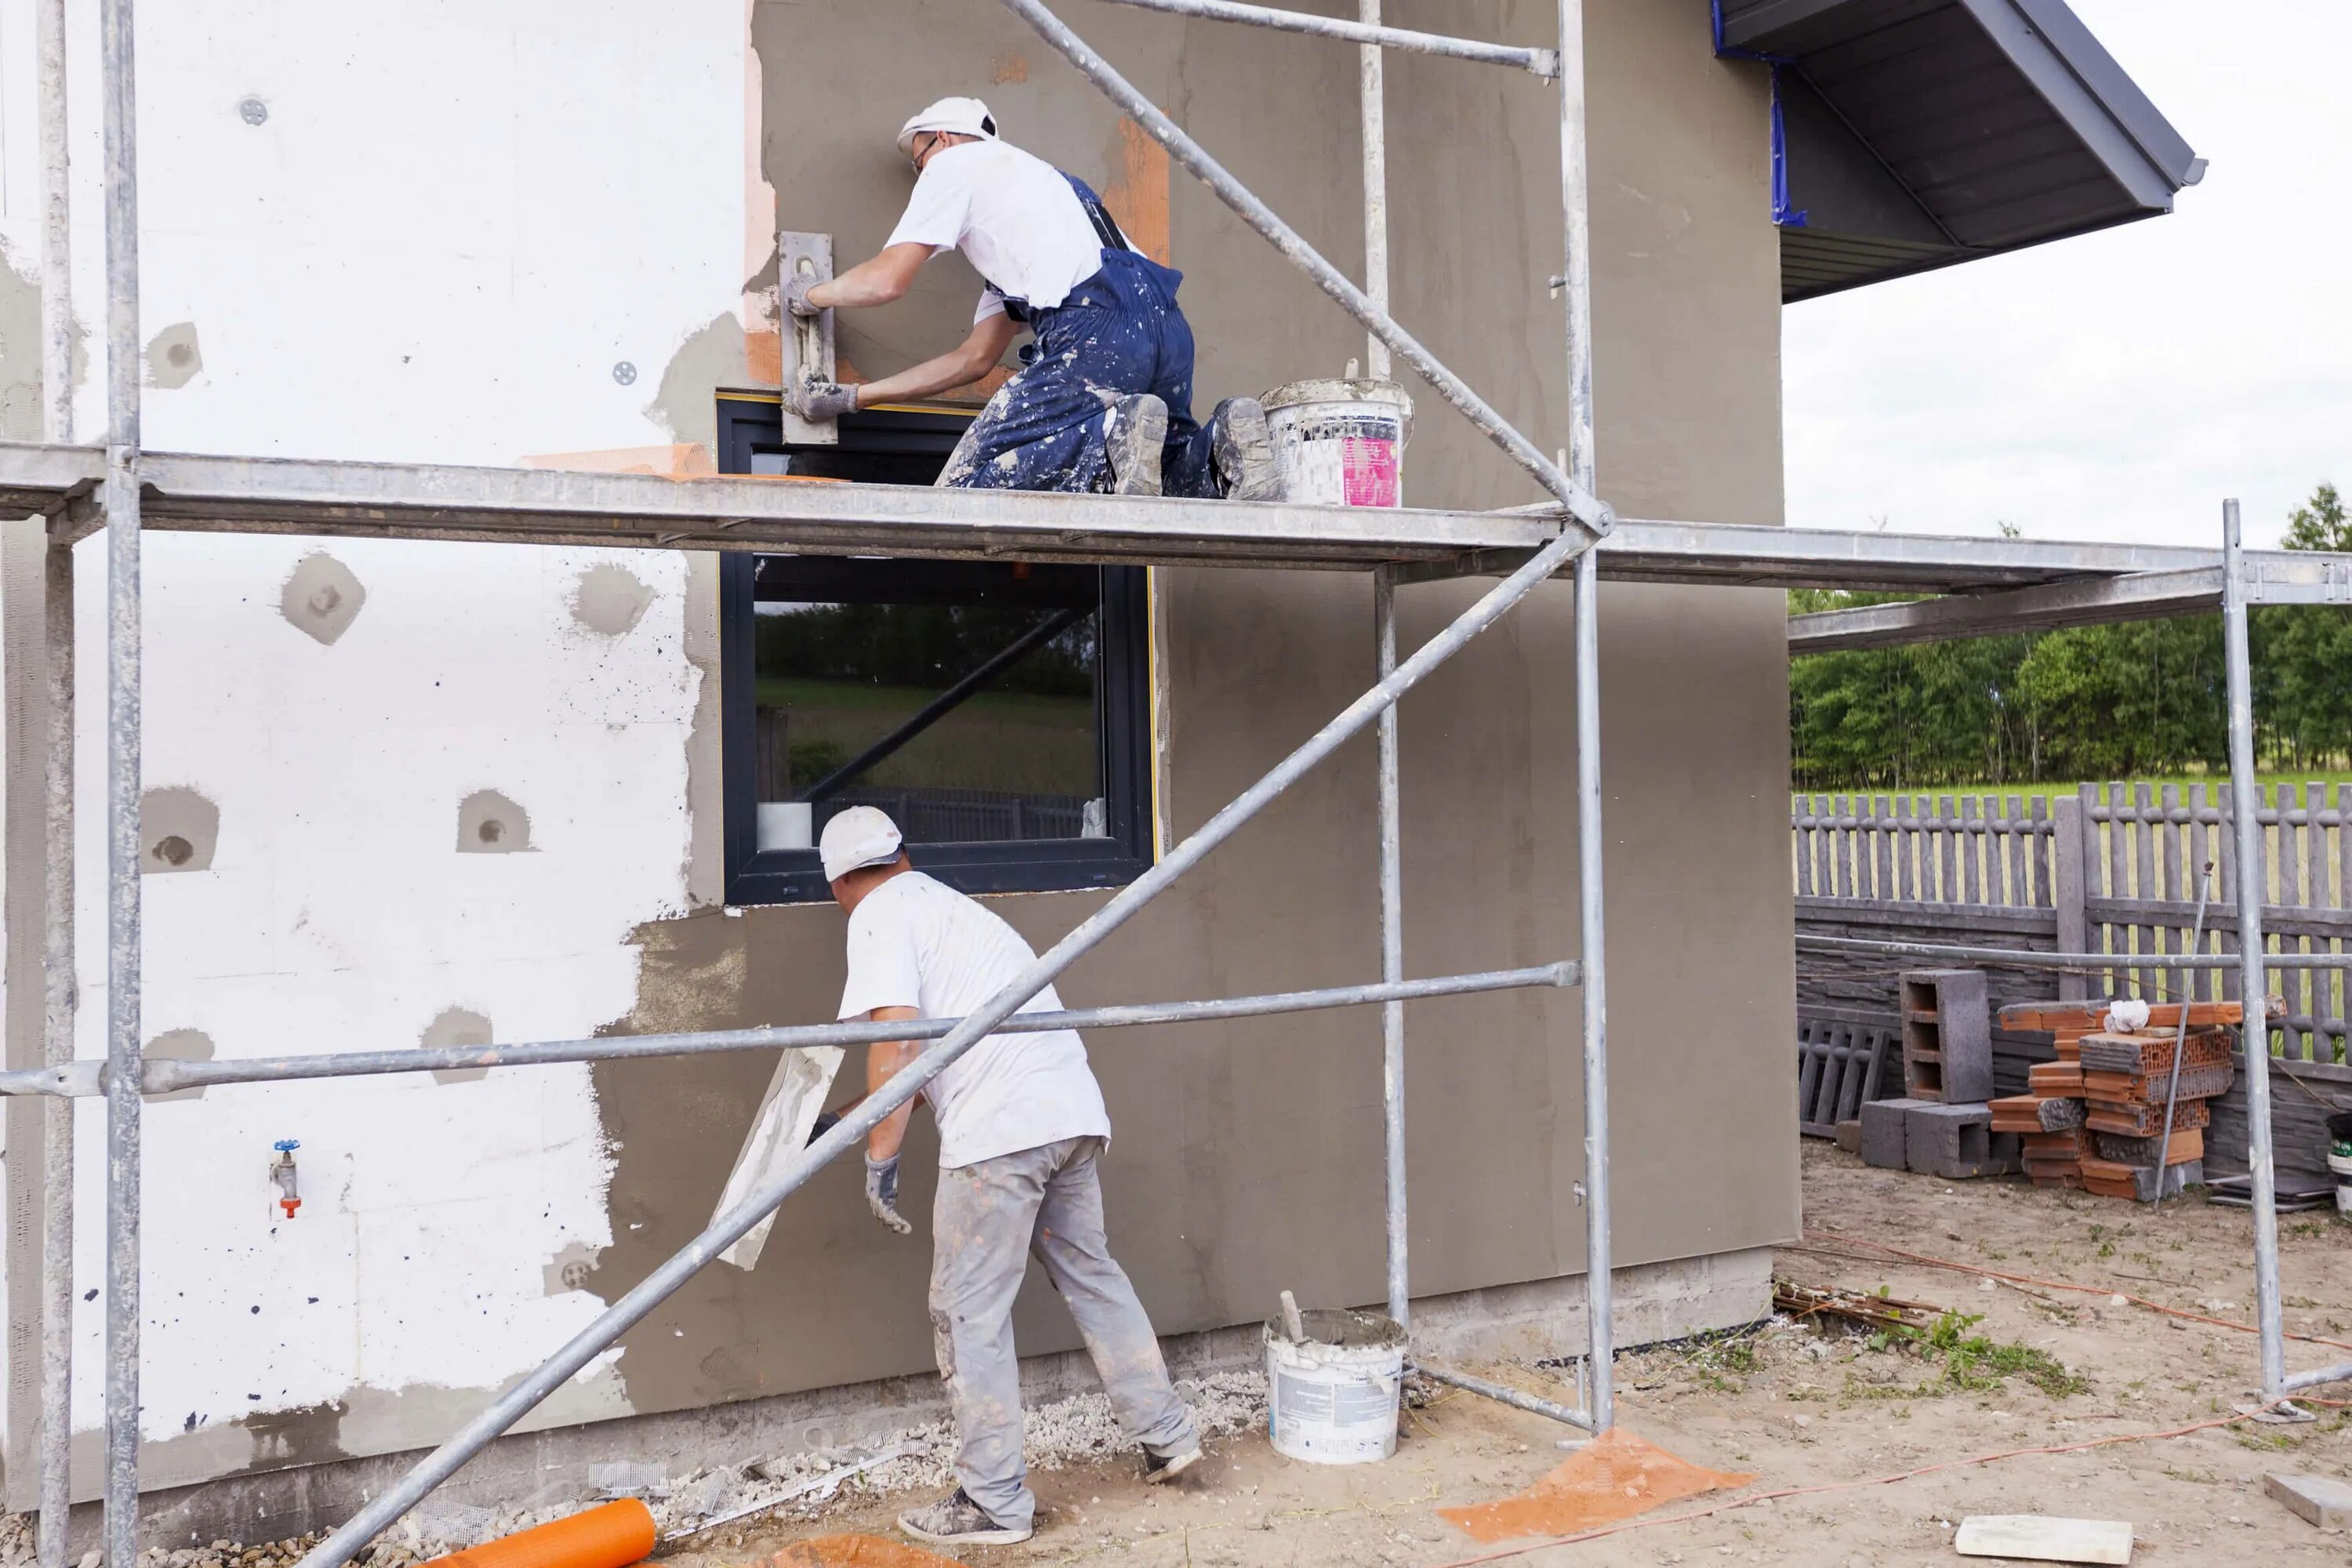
[2031,794,2050,909]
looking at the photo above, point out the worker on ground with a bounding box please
[782,96,1279,501]
[819,806,1202,1548]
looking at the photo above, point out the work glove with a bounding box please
[786,379,860,423]
[865,1153,913,1236]
[782,274,826,318]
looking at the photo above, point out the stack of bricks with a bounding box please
[2074,1025,2232,1199]
[1995,998,2271,1199]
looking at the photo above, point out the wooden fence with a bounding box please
[1793,784,2352,1185]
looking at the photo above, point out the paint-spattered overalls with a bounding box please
[937,174,1220,496]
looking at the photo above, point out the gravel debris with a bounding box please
[0,1370,1269,1566]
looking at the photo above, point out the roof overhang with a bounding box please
[1715,0,2204,302]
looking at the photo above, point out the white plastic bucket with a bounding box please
[1264,1308,1406,1465]
[2330,1149,2352,1214]
[1260,379,1414,508]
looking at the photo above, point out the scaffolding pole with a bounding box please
[1095,0,1559,76]
[2223,499,2286,1400]
[0,964,1576,1100]
[1556,0,1611,1433]
[1374,567,1408,1327]
[35,0,77,1560]
[99,0,147,1553]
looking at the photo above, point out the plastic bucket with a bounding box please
[1264,1307,1406,1465]
[1260,379,1414,507]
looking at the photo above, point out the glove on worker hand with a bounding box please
[786,380,860,423]
[781,274,826,319]
[865,1153,913,1236]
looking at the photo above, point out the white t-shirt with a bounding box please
[885,139,1110,326]
[838,871,1112,1168]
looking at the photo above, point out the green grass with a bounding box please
[1794,771,2352,813]
[756,676,1095,797]
[1847,1312,2088,1401]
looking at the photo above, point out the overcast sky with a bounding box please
[1780,0,2351,550]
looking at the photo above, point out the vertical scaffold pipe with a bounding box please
[98,0,146,1555]
[2222,498,2285,1398]
[1359,0,1392,380]
[1573,545,1613,1432]
[1374,566,1406,1326]
[35,2,77,1559]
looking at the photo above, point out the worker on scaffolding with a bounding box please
[782,96,1279,501]
[817,806,1202,1549]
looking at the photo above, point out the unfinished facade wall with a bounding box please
[576,0,1795,1422]
[0,0,1796,1517]
[0,0,753,1504]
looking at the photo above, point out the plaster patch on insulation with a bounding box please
[279,552,368,645]
[572,564,655,637]
[457,789,533,854]
[645,312,749,453]
[422,1006,495,1084]
[543,1242,605,1298]
[142,786,221,873]
[145,321,205,389]
[144,1029,216,1103]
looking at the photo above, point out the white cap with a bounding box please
[819,805,904,882]
[898,96,998,159]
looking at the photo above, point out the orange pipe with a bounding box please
[419,1500,655,1568]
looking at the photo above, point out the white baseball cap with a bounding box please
[898,96,998,160]
[819,805,904,882]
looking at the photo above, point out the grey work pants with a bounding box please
[930,1134,1196,1529]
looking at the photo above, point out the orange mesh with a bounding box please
[420,1501,655,1568]
[1438,1426,1754,1544]
[764,1537,971,1568]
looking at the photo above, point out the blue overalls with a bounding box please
[936,174,1220,497]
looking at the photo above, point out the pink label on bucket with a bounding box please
[1342,438,1399,506]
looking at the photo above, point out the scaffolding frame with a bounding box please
[5,0,2347,1563]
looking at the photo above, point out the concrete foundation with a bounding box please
[87,1247,1772,1549]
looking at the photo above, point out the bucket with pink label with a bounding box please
[1260,376,1414,508]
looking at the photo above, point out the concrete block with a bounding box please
[2267,1471,2352,1530]
[1904,1101,2022,1179]
[1900,969,1994,1103]
[1861,1098,1931,1170]
[1833,1119,1863,1154]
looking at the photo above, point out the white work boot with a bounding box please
[1104,393,1169,498]
[1211,395,1282,501]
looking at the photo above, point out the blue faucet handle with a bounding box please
[273,1138,299,1152]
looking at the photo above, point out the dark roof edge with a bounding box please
[2000,0,2205,189]
[1781,206,2161,304]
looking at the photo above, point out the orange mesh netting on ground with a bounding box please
[762,1536,969,1568]
[1438,1426,1754,1544]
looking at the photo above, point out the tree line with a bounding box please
[1791,485,2352,792]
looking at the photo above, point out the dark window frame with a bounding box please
[716,393,1155,906]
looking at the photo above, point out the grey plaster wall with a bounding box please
[570,0,1796,1425]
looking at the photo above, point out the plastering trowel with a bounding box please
[710,1044,846,1269]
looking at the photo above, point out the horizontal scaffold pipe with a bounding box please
[1798,935,2352,970]
[292,519,1599,1568]
[999,0,1606,533]
[1096,0,1558,75]
[0,964,1578,1100]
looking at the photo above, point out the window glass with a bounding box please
[754,593,1105,844]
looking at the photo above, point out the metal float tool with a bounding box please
[779,229,838,445]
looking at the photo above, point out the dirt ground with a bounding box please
[677,1142,2352,1568]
